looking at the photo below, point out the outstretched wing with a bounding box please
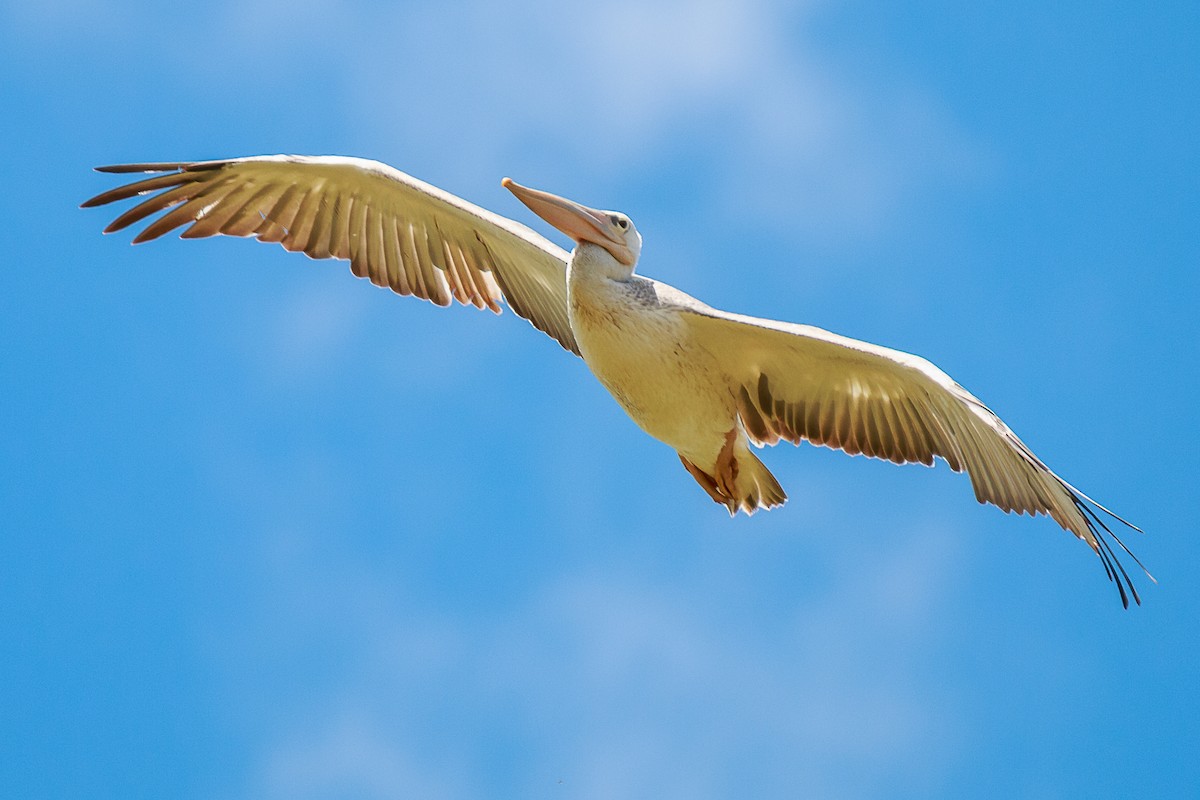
[683,303,1149,606]
[83,155,580,354]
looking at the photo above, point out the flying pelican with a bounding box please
[83,155,1150,606]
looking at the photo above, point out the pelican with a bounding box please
[83,155,1151,606]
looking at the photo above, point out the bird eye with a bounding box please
[613,216,628,230]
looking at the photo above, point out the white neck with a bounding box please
[570,242,636,282]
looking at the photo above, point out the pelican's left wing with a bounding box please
[679,300,1148,606]
[83,156,579,354]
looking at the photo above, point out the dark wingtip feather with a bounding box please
[80,193,112,209]
[129,226,166,245]
[94,163,187,174]
[1068,493,1144,608]
[1092,536,1130,609]
[1074,495,1156,585]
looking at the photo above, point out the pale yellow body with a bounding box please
[566,246,786,512]
[568,264,730,466]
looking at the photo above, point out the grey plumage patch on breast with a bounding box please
[621,276,717,316]
[622,277,666,309]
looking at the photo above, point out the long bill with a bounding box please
[502,177,634,265]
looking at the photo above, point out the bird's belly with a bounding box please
[571,293,733,460]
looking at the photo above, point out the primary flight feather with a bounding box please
[83,155,1151,606]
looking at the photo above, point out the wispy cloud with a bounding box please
[21,0,985,239]
[257,714,469,800]
[327,0,988,240]
[212,513,966,799]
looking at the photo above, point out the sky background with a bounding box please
[2,1,1198,798]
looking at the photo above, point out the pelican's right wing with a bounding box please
[83,156,580,354]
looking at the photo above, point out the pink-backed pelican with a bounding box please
[83,156,1151,605]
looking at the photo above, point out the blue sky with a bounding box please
[2,1,1198,798]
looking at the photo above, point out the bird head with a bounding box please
[503,177,641,276]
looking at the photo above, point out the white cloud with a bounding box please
[214,515,966,799]
[48,0,983,240]
[343,0,988,239]
[257,714,468,800]
[253,276,371,382]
